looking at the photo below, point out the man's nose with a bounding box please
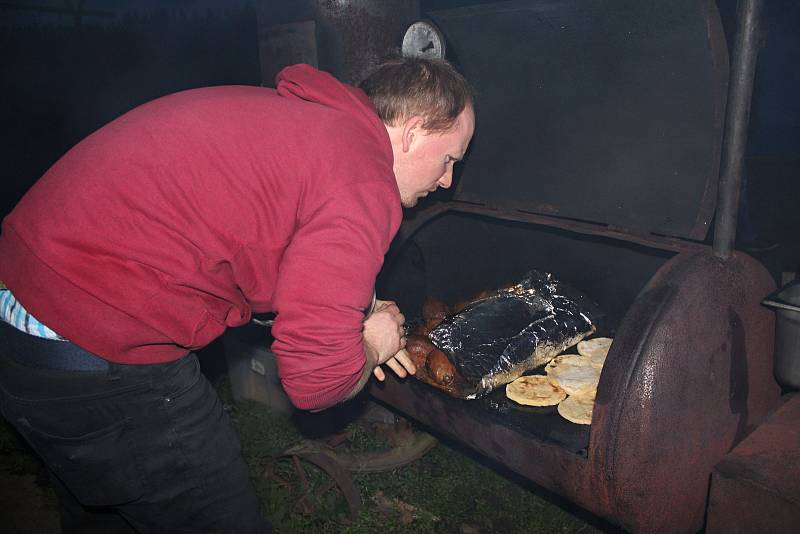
[438,167,453,189]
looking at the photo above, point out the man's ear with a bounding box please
[401,116,425,153]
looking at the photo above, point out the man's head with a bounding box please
[360,57,475,207]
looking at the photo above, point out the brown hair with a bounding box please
[360,56,474,133]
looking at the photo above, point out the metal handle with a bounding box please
[761,280,800,314]
[762,299,800,314]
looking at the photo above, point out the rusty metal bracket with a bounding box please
[266,424,438,519]
[287,430,438,473]
[268,448,362,518]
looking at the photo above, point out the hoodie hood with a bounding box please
[276,64,391,160]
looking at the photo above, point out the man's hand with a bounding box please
[364,300,417,381]
[362,299,406,364]
[372,348,417,381]
[362,300,417,380]
[344,300,416,402]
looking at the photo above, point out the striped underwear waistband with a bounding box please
[0,289,66,341]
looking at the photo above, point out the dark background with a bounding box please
[1,0,798,261]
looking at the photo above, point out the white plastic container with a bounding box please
[222,323,294,414]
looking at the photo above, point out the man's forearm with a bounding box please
[342,342,378,402]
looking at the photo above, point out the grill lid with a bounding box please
[428,0,728,241]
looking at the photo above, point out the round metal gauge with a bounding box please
[402,20,446,59]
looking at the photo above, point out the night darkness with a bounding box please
[1,2,800,531]
[1,0,799,264]
[1,1,261,218]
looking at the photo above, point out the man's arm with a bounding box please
[342,300,416,401]
[342,338,381,402]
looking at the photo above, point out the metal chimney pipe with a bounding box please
[713,0,765,259]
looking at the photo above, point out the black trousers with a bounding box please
[0,321,270,533]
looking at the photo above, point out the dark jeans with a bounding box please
[0,321,270,533]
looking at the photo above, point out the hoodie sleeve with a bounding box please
[270,178,401,410]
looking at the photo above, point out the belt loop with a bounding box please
[106,362,124,381]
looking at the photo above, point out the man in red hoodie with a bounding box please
[0,57,474,532]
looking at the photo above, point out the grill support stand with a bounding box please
[713,0,764,259]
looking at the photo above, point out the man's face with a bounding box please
[394,106,475,208]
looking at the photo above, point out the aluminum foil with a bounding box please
[428,270,597,399]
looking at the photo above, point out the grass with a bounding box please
[219,379,604,534]
[0,376,605,534]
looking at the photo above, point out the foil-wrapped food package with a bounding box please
[407,270,598,399]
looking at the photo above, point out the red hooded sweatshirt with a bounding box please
[0,65,402,410]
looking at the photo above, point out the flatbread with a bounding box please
[506,375,567,407]
[557,394,595,425]
[588,353,606,370]
[546,355,600,396]
[544,354,585,374]
[578,337,613,369]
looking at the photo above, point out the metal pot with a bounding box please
[763,279,800,390]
